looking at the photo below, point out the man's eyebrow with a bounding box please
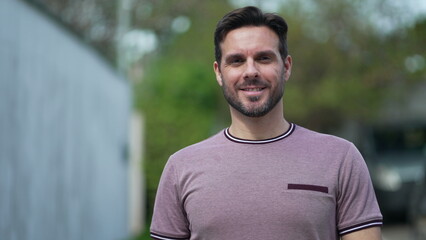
[255,50,277,57]
[224,53,245,61]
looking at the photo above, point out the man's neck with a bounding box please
[228,102,289,140]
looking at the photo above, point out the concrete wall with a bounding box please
[0,0,132,239]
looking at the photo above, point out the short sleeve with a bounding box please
[336,143,383,236]
[150,159,190,240]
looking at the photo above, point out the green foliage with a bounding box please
[135,1,233,221]
[137,52,224,221]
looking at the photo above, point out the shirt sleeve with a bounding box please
[336,143,383,236]
[150,158,190,240]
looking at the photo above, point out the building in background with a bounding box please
[0,0,144,239]
[337,81,426,224]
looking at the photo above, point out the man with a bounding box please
[150,6,382,240]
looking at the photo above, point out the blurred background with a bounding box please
[1,0,425,239]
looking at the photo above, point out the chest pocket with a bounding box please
[281,183,335,231]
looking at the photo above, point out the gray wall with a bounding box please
[0,0,131,239]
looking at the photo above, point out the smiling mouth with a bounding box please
[242,87,265,91]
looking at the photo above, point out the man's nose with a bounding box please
[243,59,259,79]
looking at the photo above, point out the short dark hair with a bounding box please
[214,6,289,65]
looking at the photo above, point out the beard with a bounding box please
[221,76,285,118]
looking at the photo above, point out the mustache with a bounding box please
[237,78,270,88]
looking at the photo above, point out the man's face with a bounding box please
[214,26,292,118]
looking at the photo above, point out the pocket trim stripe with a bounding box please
[288,184,329,194]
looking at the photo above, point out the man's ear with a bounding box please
[283,55,292,82]
[213,61,223,86]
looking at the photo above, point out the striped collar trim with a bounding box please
[224,123,295,144]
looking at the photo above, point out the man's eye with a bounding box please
[229,58,244,65]
[258,56,272,62]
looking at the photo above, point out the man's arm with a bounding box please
[341,227,382,240]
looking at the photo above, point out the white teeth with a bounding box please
[245,88,263,91]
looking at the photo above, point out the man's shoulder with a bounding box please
[294,125,353,148]
[170,129,226,160]
[293,125,362,165]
